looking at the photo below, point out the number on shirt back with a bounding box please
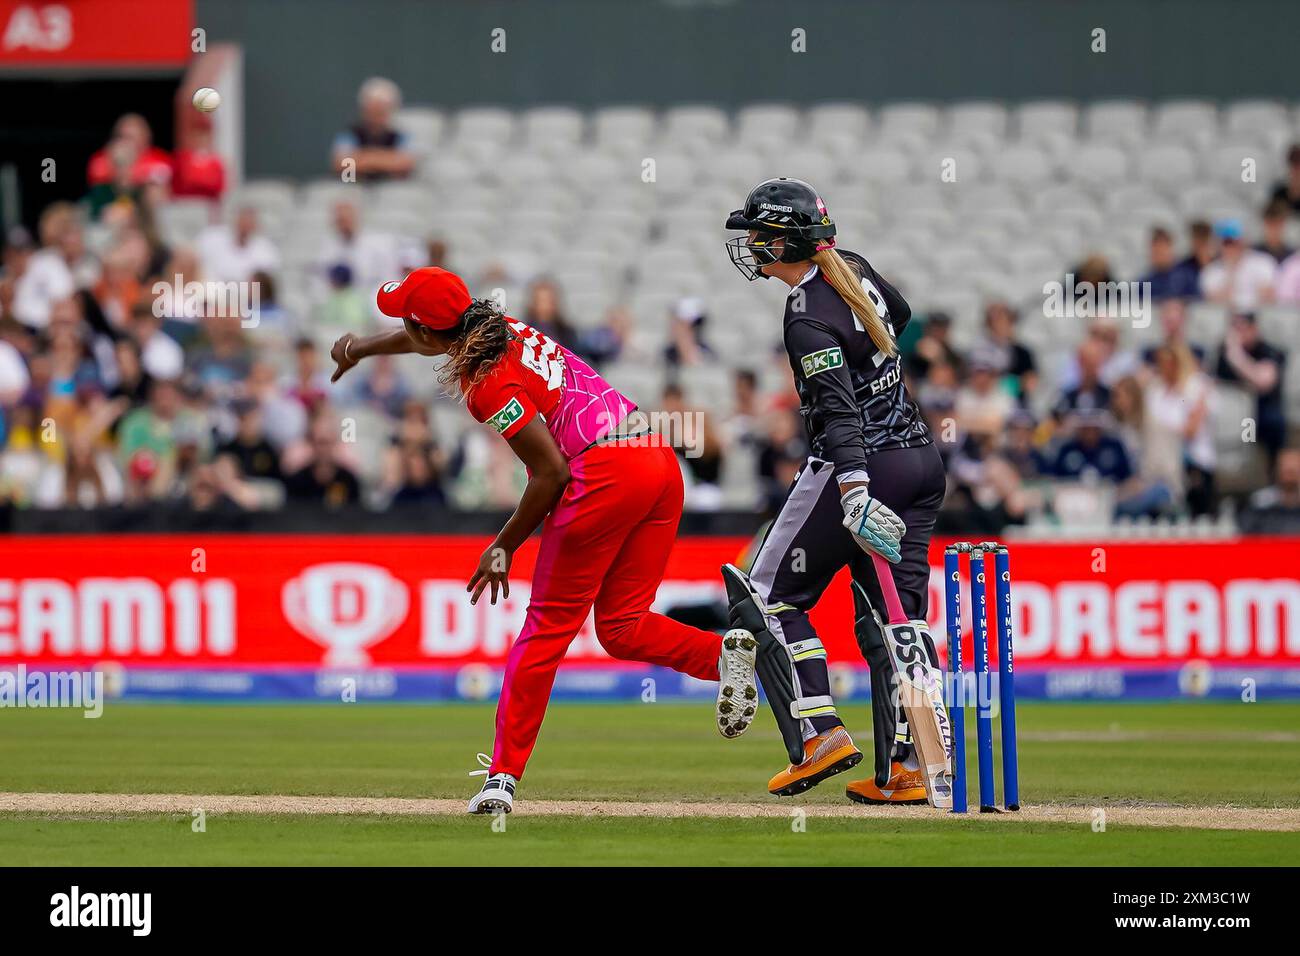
[856,277,895,368]
[508,320,565,389]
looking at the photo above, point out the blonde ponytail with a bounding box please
[811,248,897,358]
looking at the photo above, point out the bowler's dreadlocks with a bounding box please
[440,298,515,392]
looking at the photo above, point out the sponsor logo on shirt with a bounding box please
[800,347,843,377]
[488,397,525,434]
[871,362,902,395]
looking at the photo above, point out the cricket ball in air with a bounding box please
[192,87,221,112]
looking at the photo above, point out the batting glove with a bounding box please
[840,486,906,564]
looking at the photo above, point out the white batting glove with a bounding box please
[840,486,906,564]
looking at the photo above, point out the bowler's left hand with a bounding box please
[468,543,513,605]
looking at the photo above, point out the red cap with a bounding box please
[376,267,472,330]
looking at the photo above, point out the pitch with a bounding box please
[1,701,1297,866]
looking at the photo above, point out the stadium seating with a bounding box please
[142,99,1299,508]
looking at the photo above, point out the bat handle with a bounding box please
[870,551,909,625]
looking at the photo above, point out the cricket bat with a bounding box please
[870,553,955,810]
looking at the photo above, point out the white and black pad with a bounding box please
[722,564,808,763]
[741,460,855,755]
[877,616,953,809]
[740,445,946,770]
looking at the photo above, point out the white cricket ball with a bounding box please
[192,88,221,113]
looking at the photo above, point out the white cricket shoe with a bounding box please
[716,628,759,739]
[467,753,516,814]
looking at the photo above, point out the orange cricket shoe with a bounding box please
[844,761,929,805]
[767,725,863,796]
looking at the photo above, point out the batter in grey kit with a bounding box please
[719,178,948,802]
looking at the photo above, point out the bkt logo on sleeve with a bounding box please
[489,397,525,434]
[282,563,409,665]
[800,347,843,377]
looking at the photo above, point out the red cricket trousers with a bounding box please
[491,440,723,778]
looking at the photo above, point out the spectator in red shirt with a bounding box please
[86,114,172,189]
[172,122,227,200]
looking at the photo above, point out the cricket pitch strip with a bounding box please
[2,792,1297,831]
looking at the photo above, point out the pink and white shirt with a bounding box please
[464,320,636,460]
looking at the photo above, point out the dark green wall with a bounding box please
[194,0,1300,178]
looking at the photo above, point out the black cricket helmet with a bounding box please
[724,177,836,280]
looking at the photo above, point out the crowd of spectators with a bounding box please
[1,96,1298,533]
[906,265,1295,531]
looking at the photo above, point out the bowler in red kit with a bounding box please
[330,267,758,813]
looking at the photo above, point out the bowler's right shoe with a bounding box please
[767,725,863,796]
[468,772,517,814]
[716,628,759,739]
[467,752,516,814]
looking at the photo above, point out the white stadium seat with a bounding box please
[1015,101,1078,141]
[1255,306,1300,344]
[1204,142,1274,193]
[1031,183,1099,216]
[948,101,1010,139]
[854,147,914,186]
[371,181,436,215]
[522,106,585,146]
[808,102,870,141]
[393,108,445,155]
[1187,302,1231,344]
[701,147,769,189]
[1151,100,1220,148]
[992,145,1054,186]
[1083,100,1148,145]
[1224,100,1290,140]
[662,105,730,143]
[300,179,356,213]
[593,106,657,152]
[452,107,516,146]
[227,179,296,217]
[736,104,802,144]
[1137,143,1198,188]
[1068,144,1130,187]
[913,142,984,184]
[879,102,942,140]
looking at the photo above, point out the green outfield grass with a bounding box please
[1,700,1298,865]
[5,812,1294,867]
